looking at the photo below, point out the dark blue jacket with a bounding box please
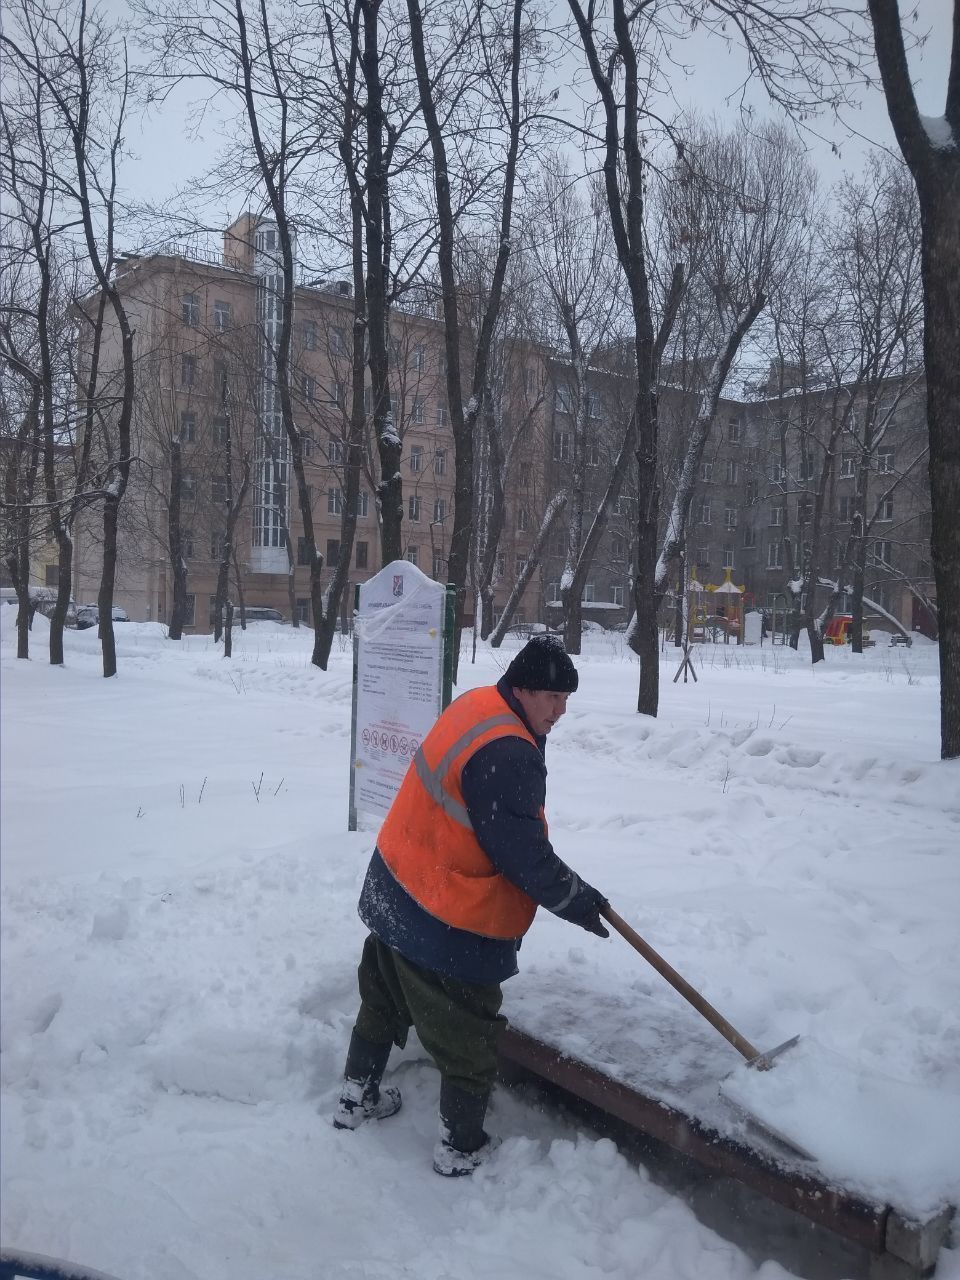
[358,678,591,983]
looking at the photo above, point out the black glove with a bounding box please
[558,880,610,938]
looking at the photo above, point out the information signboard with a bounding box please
[348,561,453,830]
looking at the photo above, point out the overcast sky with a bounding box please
[118,0,954,232]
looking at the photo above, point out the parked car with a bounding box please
[75,604,130,630]
[29,588,78,628]
[237,606,286,624]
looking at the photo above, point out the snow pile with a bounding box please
[2,606,958,1279]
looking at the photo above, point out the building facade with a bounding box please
[72,215,935,640]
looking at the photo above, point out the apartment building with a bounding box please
[70,214,934,640]
[72,215,545,632]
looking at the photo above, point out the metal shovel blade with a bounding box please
[721,1035,816,1161]
[745,1034,802,1073]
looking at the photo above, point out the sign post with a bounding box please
[348,562,453,831]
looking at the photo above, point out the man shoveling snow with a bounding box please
[334,637,609,1175]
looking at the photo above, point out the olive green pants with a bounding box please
[353,934,507,1095]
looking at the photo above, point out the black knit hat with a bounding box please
[504,635,579,693]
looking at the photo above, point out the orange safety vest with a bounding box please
[378,685,542,940]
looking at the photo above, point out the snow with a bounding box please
[920,114,957,151]
[2,607,960,1280]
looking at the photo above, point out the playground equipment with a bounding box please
[705,568,745,643]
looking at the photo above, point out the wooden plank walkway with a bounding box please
[498,1025,954,1280]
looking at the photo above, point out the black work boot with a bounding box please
[433,1079,500,1176]
[333,1030,402,1130]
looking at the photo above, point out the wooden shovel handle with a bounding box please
[601,904,761,1062]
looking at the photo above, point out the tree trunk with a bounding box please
[921,187,960,757]
[168,435,188,641]
[866,0,960,756]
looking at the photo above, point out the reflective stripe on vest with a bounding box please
[377,686,542,939]
[411,712,522,831]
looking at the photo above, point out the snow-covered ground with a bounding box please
[2,607,958,1280]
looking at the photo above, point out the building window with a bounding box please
[211,475,228,504]
[840,452,856,478]
[587,390,602,419]
[45,564,59,587]
[409,495,421,522]
[767,541,783,569]
[769,461,786,483]
[551,528,567,556]
[611,535,625,559]
[410,445,423,473]
[798,455,815,482]
[496,552,506,577]
[553,431,571,462]
[331,326,347,356]
[326,538,341,564]
[696,547,710,567]
[412,397,425,424]
[698,499,711,525]
[555,384,572,414]
[296,597,310,623]
[582,582,594,603]
[183,594,196,626]
[297,536,310,566]
[876,447,895,474]
[728,416,741,443]
[515,554,526,576]
[357,489,369,518]
[182,294,200,327]
[303,320,317,351]
[406,544,419,566]
[745,480,758,505]
[180,354,197,387]
[587,437,600,467]
[612,584,624,606]
[701,462,713,483]
[723,548,735,569]
[302,374,316,403]
[182,531,194,560]
[770,505,783,527]
[356,540,369,569]
[724,505,738,529]
[213,300,231,332]
[743,525,757,548]
[181,472,196,500]
[434,449,446,476]
[212,417,230,446]
[413,343,427,372]
[432,551,444,580]
[839,495,854,522]
[879,495,894,522]
[518,507,528,532]
[797,498,814,523]
[213,361,229,406]
[546,580,560,603]
[210,530,228,560]
[436,405,448,426]
[872,540,894,567]
[179,411,196,443]
[726,460,739,484]
[433,497,446,523]
[328,487,343,515]
[328,438,344,465]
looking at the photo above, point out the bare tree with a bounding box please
[654,122,813,622]
[567,0,866,714]
[405,0,535,675]
[867,0,960,758]
[530,163,625,654]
